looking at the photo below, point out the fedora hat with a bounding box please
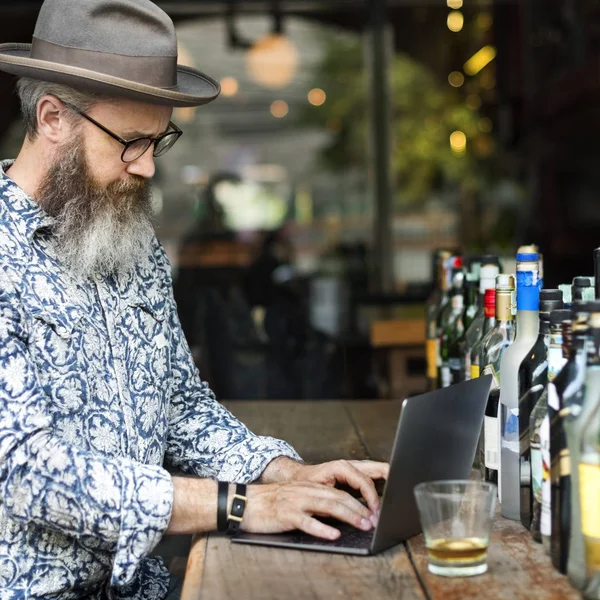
[0,0,220,107]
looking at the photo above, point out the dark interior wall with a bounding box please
[0,10,37,139]
[493,0,600,286]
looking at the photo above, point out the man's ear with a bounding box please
[36,95,72,145]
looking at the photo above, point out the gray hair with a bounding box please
[16,78,104,140]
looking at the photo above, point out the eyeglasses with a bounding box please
[63,102,183,163]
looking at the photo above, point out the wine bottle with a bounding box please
[594,249,600,300]
[439,269,466,388]
[577,306,600,599]
[470,289,496,380]
[519,289,563,529]
[463,279,480,335]
[436,256,463,370]
[499,251,541,519]
[478,274,516,485]
[539,309,571,552]
[425,250,452,391]
[463,260,499,381]
[564,304,596,591]
[550,314,584,573]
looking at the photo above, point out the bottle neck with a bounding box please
[451,294,464,313]
[516,308,539,339]
[495,289,515,322]
[516,264,540,312]
[466,287,479,308]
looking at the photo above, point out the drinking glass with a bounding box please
[414,480,496,577]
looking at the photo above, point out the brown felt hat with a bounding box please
[0,0,220,107]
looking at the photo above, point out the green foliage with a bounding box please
[300,34,488,208]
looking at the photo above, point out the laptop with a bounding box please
[232,375,492,555]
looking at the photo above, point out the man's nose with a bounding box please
[126,147,156,179]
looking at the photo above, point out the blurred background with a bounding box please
[1,0,599,402]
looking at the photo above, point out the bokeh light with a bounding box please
[220,77,239,97]
[246,34,299,89]
[270,100,289,118]
[450,131,467,154]
[447,11,464,32]
[308,88,327,106]
[448,71,465,87]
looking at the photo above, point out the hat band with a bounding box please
[30,37,178,89]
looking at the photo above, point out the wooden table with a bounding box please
[180,400,580,600]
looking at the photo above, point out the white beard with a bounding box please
[52,196,156,279]
[37,138,157,280]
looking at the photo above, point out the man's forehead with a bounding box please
[94,98,173,135]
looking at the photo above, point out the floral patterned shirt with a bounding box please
[0,160,300,599]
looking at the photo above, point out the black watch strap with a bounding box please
[217,481,229,532]
[226,483,247,536]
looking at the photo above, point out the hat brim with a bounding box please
[0,43,220,107]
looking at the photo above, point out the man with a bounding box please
[0,0,388,597]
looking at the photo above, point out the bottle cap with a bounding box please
[479,264,499,293]
[518,244,539,254]
[572,276,592,288]
[484,288,496,309]
[495,274,515,290]
[516,252,538,262]
[540,289,562,301]
[479,254,499,266]
[538,290,563,321]
[550,309,572,326]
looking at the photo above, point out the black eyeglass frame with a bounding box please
[62,102,183,163]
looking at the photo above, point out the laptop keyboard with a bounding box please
[284,521,375,549]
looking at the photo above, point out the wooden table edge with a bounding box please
[180,533,208,600]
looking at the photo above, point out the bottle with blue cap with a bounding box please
[498,250,542,520]
[518,289,564,530]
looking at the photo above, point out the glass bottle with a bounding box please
[463,279,480,333]
[538,309,571,551]
[463,261,500,381]
[565,304,597,591]
[425,250,452,391]
[519,289,564,529]
[595,248,600,300]
[470,288,496,380]
[436,256,463,369]
[572,277,595,304]
[499,251,541,518]
[465,255,482,286]
[478,274,516,485]
[578,307,600,600]
[439,269,466,388]
[550,314,585,574]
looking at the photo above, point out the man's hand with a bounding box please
[289,460,389,516]
[261,456,388,515]
[242,480,377,540]
[168,459,388,539]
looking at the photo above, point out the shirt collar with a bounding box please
[0,159,55,242]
